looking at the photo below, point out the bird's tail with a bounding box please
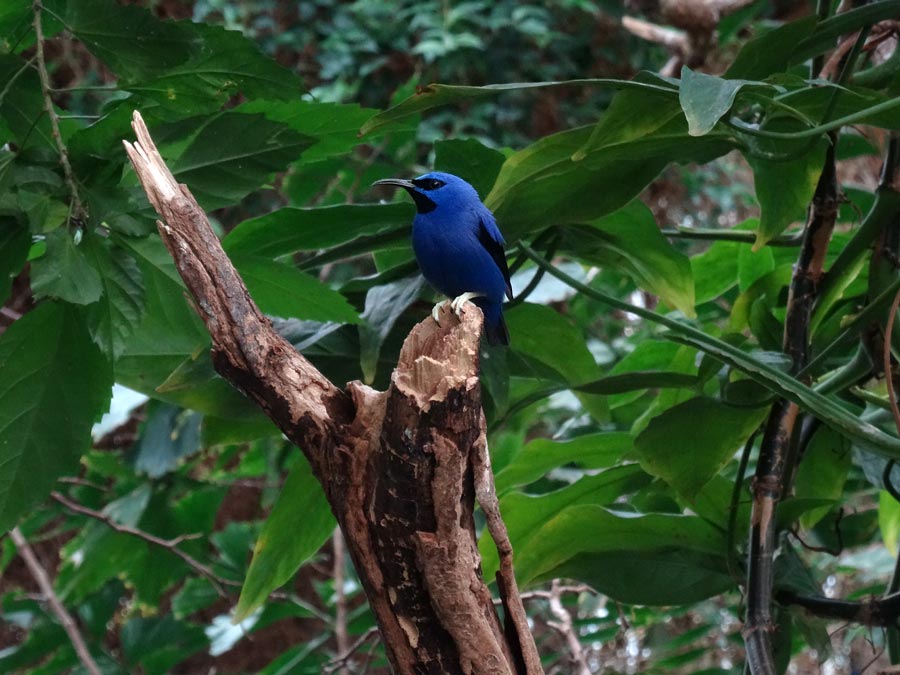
[485,318,510,346]
[473,297,509,346]
[484,313,509,346]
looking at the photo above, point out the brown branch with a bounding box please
[123,111,541,675]
[50,491,233,597]
[33,2,82,220]
[744,141,839,675]
[9,527,102,675]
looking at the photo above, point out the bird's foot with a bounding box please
[450,292,484,317]
[431,299,450,324]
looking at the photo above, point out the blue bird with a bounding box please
[373,171,512,345]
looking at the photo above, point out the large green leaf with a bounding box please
[0,55,54,149]
[514,504,726,587]
[84,236,146,359]
[0,219,29,305]
[235,459,336,622]
[238,100,378,162]
[359,78,676,136]
[61,0,197,80]
[480,465,652,579]
[233,256,360,324]
[162,112,315,210]
[549,548,734,605]
[485,92,735,237]
[560,201,695,317]
[30,229,103,305]
[504,302,600,384]
[434,138,506,198]
[635,397,768,499]
[223,203,413,258]
[745,140,827,249]
[494,432,632,494]
[794,426,851,529]
[115,236,264,420]
[358,276,424,383]
[125,24,304,115]
[0,303,112,532]
[725,16,818,79]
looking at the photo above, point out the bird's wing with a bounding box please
[477,210,513,300]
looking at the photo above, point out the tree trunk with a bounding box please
[123,111,543,675]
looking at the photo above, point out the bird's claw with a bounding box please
[449,292,484,317]
[431,300,449,324]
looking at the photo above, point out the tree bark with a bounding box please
[123,111,542,675]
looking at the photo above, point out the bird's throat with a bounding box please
[407,190,437,214]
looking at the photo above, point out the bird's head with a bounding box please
[373,171,480,215]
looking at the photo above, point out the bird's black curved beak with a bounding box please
[372,178,416,191]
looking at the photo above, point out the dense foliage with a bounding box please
[2,0,900,672]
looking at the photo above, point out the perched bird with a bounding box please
[373,171,512,345]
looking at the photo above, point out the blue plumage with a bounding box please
[373,171,512,345]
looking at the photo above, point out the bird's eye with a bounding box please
[412,178,446,191]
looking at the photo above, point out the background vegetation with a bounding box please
[2,0,900,672]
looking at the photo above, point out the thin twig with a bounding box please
[32,1,83,219]
[546,580,590,675]
[9,527,102,675]
[333,527,350,675]
[323,627,380,674]
[50,491,234,596]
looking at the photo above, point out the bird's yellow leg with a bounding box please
[450,292,485,317]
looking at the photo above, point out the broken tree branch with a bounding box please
[123,110,541,675]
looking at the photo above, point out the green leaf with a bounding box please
[235,459,336,622]
[524,253,900,459]
[358,276,424,384]
[0,219,29,305]
[434,138,506,198]
[679,66,755,136]
[794,426,851,529]
[514,504,726,587]
[692,238,740,305]
[84,236,146,359]
[163,112,315,209]
[114,236,261,419]
[880,490,900,555]
[485,91,734,237]
[504,302,600,384]
[359,78,676,136]
[30,229,103,304]
[62,0,197,80]
[233,256,360,324]
[561,201,695,317]
[635,397,768,499]
[725,15,818,79]
[125,24,304,115]
[480,465,653,579]
[549,548,733,605]
[223,203,413,258]
[238,100,377,162]
[132,403,202,478]
[494,432,632,494]
[746,140,827,249]
[0,303,112,532]
[0,55,54,149]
